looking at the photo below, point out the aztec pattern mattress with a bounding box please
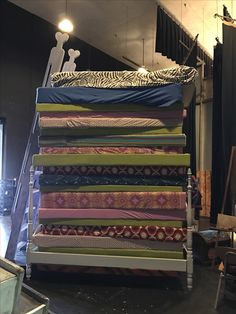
[32,68,193,261]
[39,224,187,241]
[38,174,186,187]
[40,191,186,209]
[42,165,187,176]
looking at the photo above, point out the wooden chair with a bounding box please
[214,251,236,309]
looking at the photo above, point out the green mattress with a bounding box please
[38,247,184,259]
[39,185,183,192]
[33,153,190,166]
[40,126,182,136]
[39,218,184,228]
[39,134,187,147]
[36,102,183,112]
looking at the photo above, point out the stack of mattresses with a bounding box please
[32,67,197,261]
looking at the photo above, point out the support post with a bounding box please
[26,166,34,280]
[187,168,193,290]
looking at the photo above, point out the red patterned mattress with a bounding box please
[40,225,187,242]
[40,191,186,209]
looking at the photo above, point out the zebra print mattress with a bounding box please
[51,66,197,88]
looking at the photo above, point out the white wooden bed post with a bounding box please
[62,49,80,72]
[26,166,35,280]
[42,32,69,87]
[187,168,193,290]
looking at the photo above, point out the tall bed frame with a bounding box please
[26,166,193,290]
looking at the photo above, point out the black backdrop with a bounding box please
[0,0,132,180]
[211,23,236,223]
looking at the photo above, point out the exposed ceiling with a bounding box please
[9,0,236,70]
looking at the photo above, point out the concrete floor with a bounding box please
[25,264,236,314]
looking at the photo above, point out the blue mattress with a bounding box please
[36,84,182,107]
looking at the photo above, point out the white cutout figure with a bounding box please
[42,32,69,87]
[62,49,80,72]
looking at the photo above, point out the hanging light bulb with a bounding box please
[58,18,74,33]
[58,0,74,33]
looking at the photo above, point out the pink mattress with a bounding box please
[40,146,183,155]
[33,230,183,250]
[39,207,186,221]
[39,116,181,129]
[40,191,186,210]
[39,110,184,120]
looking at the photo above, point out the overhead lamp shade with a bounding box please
[58,18,74,33]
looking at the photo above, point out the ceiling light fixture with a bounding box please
[58,0,74,33]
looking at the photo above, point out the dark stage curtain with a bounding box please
[155,5,213,77]
[211,43,223,224]
[222,24,236,179]
[211,23,236,223]
[155,5,212,175]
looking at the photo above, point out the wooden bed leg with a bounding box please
[26,263,32,280]
[187,249,193,290]
[187,273,193,290]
